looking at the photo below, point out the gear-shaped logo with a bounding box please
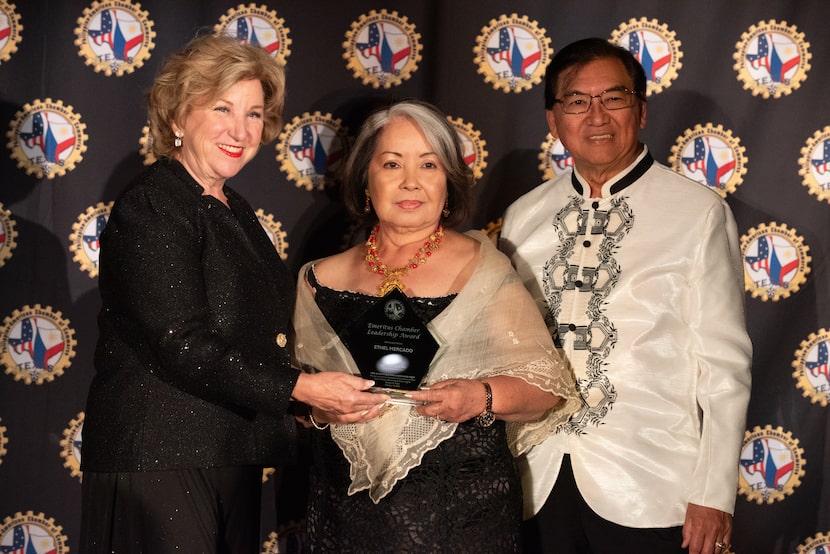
[610,18,682,96]
[0,304,76,385]
[276,111,350,191]
[0,511,69,553]
[139,123,156,166]
[343,10,421,89]
[0,202,17,268]
[796,532,830,554]
[255,208,289,261]
[473,13,551,94]
[59,412,84,481]
[0,417,7,466]
[74,0,155,77]
[733,20,811,99]
[738,425,805,504]
[261,467,276,483]
[69,202,113,278]
[538,133,573,181]
[791,329,830,408]
[798,126,830,205]
[0,1,22,65]
[215,3,291,65]
[741,222,810,301]
[6,98,88,179]
[383,298,406,321]
[448,117,488,181]
[484,218,502,241]
[668,123,747,197]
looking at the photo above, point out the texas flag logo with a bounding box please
[738,425,804,504]
[70,202,114,278]
[610,18,683,96]
[669,123,747,197]
[8,98,88,179]
[0,1,22,64]
[741,222,811,302]
[21,111,75,166]
[733,20,811,98]
[74,0,156,76]
[474,14,551,93]
[791,329,830,408]
[745,32,800,85]
[343,10,422,89]
[798,127,830,205]
[0,512,69,554]
[538,134,574,181]
[486,26,541,81]
[215,4,292,65]
[276,112,350,191]
[1,305,76,385]
[448,117,489,181]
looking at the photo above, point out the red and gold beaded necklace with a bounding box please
[365,224,444,296]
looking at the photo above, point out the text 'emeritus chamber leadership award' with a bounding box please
[340,288,441,404]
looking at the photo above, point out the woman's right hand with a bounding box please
[292,372,388,418]
[308,402,389,426]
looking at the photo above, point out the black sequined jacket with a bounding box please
[81,158,299,472]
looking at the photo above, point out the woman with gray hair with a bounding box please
[292,99,579,551]
[79,33,384,553]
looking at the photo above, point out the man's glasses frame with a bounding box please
[553,87,640,114]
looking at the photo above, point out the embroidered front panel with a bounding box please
[543,195,633,434]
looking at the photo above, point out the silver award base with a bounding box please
[367,386,423,406]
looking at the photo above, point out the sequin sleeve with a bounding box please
[96,161,298,416]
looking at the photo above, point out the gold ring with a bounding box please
[715,542,729,550]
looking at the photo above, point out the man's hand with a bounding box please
[681,503,732,554]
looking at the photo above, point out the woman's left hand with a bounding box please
[409,379,487,423]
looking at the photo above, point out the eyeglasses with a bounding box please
[553,88,639,114]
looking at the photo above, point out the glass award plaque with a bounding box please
[339,288,441,405]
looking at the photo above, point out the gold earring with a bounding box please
[364,189,371,214]
[442,200,450,218]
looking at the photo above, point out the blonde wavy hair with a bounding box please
[147,34,285,158]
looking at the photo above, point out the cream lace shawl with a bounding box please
[293,230,578,502]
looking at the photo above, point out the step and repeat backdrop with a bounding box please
[1,1,828,552]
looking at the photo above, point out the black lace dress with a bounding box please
[306,269,522,553]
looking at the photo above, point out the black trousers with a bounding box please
[80,466,262,554]
[522,455,687,553]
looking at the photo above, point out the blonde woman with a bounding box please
[80,34,383,553]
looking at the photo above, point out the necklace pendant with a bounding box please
[366,223,445,296]
[379,277,404,296]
